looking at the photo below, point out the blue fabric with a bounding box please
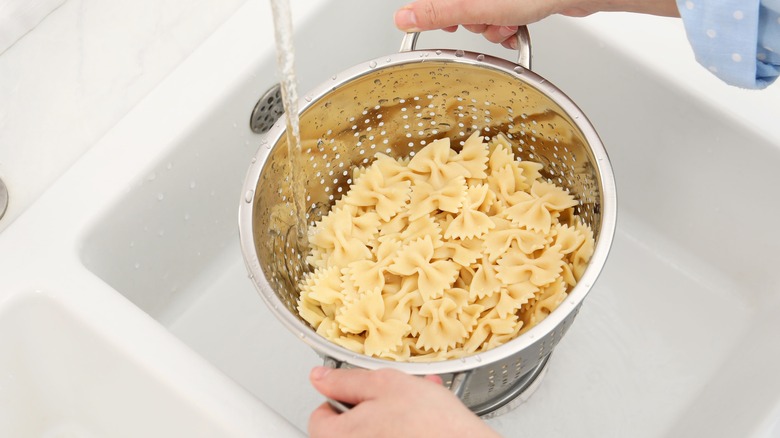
[677,0,780,89]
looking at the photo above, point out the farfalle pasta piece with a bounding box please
[521,278,568,330]
[298,291,326,328]
[297,267,344,327]
[487,134,516,172]
[496,244,565,288]
[308,206,372,267]
[503,181,578,233]
[335,289,411,356]
[571,221,595,281]
[382,275,423,324]
[303,266,345,317]
[387,235,459,302]
[552,223,586,255]
[407,137,469,187]
[486,164,518,207]
[347,207,382,246]
[372,152,415,184]
[463,308,520,353]
[407,176,467,220]
[433,237,482,268]
[451,131,489,180]
[444,184,495,240]
[331,333,367,355]
[483,319,525,352]
[378,210,409,240]
[400,214,442,246]
[469,256,502,301]
[494,281,538,319]
[416,296,469,352]
[515,160,543,186]
[347,238,402,293]
[483,217,548,262]
[343,165,411,221]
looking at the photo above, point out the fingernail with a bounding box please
[395,7,419,31]
[311,366,332,380]
[499,26,517,37]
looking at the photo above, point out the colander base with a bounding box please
[474,353,550,418]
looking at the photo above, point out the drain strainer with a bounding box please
[250,84,285,134]
[0,177,8,221]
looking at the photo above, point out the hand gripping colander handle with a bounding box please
[322,357,474,414]
[399,27,532,69]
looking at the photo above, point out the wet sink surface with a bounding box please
[3,0,779,436]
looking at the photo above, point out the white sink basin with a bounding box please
[1,0,779,436]
[0,292,268,437]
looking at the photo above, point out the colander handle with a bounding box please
[321,357,474,413]
[399,27,532,69]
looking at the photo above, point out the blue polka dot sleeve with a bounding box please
[677,0,780,89]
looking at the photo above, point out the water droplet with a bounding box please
[455,49,465,57]
[232,122,238,128]
[244,189,255,203]
[331,75,337,80]
[435,50,442,55]
[146,172,157,182]
[183,213,190,221]
[513,66,524,74]
[304,95,312,102]
[189,181,196,189]
[476,54,485,61]
[385,57,391,63]
[251,157,257,163]
[157,193,164,201]
[368,60,377,68]
[129,241,135,248]
[166,162,173,170]
[134,262,140,269]
[157,229,165,237]
[475,356,482,363]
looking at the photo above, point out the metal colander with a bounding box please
[239,30,616,417]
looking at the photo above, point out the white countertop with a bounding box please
[0,0,246,232]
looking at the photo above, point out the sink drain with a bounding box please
[0,177,8,221]
[250,84,285,134]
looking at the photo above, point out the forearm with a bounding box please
[558,0,680,18]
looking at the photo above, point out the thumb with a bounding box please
[309,367,407,405]
[394,0,557,32]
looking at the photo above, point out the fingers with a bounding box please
[309,367,402,405]
[308,402,344,438]
[394,0,558,32]
[394,0,495,31]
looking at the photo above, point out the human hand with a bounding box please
[308,366,501,438]
[394,0,680,49]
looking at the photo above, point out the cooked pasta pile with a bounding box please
[296,132,594,361]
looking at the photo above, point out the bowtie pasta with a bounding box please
[297,131,595,361]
